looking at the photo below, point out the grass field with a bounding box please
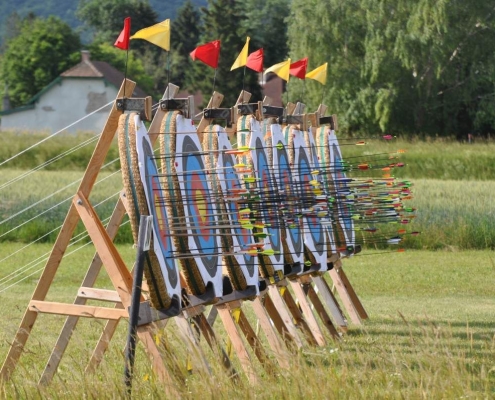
[0,245,494,398]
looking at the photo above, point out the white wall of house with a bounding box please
[0,78,119,134]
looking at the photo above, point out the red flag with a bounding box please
[246,48,264,72]
[190,40,221,68]
[114,17,131,50]
[289,57,308,79]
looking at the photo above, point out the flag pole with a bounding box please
[166,51,171,95]
[213,68,218,94]
[286,78,289,106]
[123,49,129,99]
[241,66,247,103]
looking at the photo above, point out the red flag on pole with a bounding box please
[190,40,221,68]
[114,17,131,50]
[246,48,264,72]
[289,57,308,79]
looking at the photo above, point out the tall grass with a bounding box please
[342,135,495,180]
[0,169,132,243]
[0,130,120,171]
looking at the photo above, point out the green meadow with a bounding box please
[0,131,494,397]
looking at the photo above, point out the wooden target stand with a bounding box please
[269,103,368,340]
[0,80,185,396]
[204,96,327,350]
[201,93,312,352]
[194,90,293,378]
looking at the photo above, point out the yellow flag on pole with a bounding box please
[305,62,328,85]
[264,59,291,81]
[130,19,170,51]
[231,37,250,70]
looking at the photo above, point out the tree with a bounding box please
[168,0,202,88]
[240,0,291,68]
[77,0,158,53]
[185,0,262,106]
[288,0,495,135]
[0,15,81,108]
[87,42,155,96]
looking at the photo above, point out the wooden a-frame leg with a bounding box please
[336,265,368,319]
[75,192,179,390]
[191,313,236,377]
[216,304,258,384]
[328,266,362,325]
[311,275,348,331]
[305,284,340,339]
[40,195,127,384]
[250,297,290,369]
[289,279,326,346]
[236,309,277,375]
[174,316,211,374]
[280,286,318,347]
[266,285,304,349]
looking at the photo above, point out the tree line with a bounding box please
[1,0,494,136]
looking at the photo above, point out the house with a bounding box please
[0,51,146,134]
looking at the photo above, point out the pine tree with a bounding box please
[168,0,202,88]
[185,0,262,106]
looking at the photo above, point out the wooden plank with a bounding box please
[285,102,296,115]
[312,275,347,331]
[280,286,318,347]
[136,325,181,397]
[305,284,340,339]
[77,288,121,303]
[267,285,304,349]
[148,83,180,143]
[262,294,294,347]
[237,309,275,374]
[74,192,134,305]
[336,265,369,319]
[86,310,122,373]
[29,301,127,320]
[40,195,126,385]
[192,313,235,376]
[196,92,224,143]
[289,280,326,346]
[232,90,252,128]
[216,305,258,384]
[293,102,305,115]
[174,316,211,374]
[316,104,328,116]
[328,268,362,325]
[0,79,136,383]
[250,297,290,369]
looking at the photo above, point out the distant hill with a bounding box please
[0,0,206,48]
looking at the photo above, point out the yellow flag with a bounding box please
[264,59,291,81]
[231,37,250,70]
[305,62,328,85]
[130,19,170,51]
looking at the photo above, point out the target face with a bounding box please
[141,142,179,288]
[298,145,324,254]
[255,136,282,259]
[221,147,256,276]
[276,142,303,255]
[181,135,218,275]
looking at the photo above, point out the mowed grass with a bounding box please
[0,245,493,397]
